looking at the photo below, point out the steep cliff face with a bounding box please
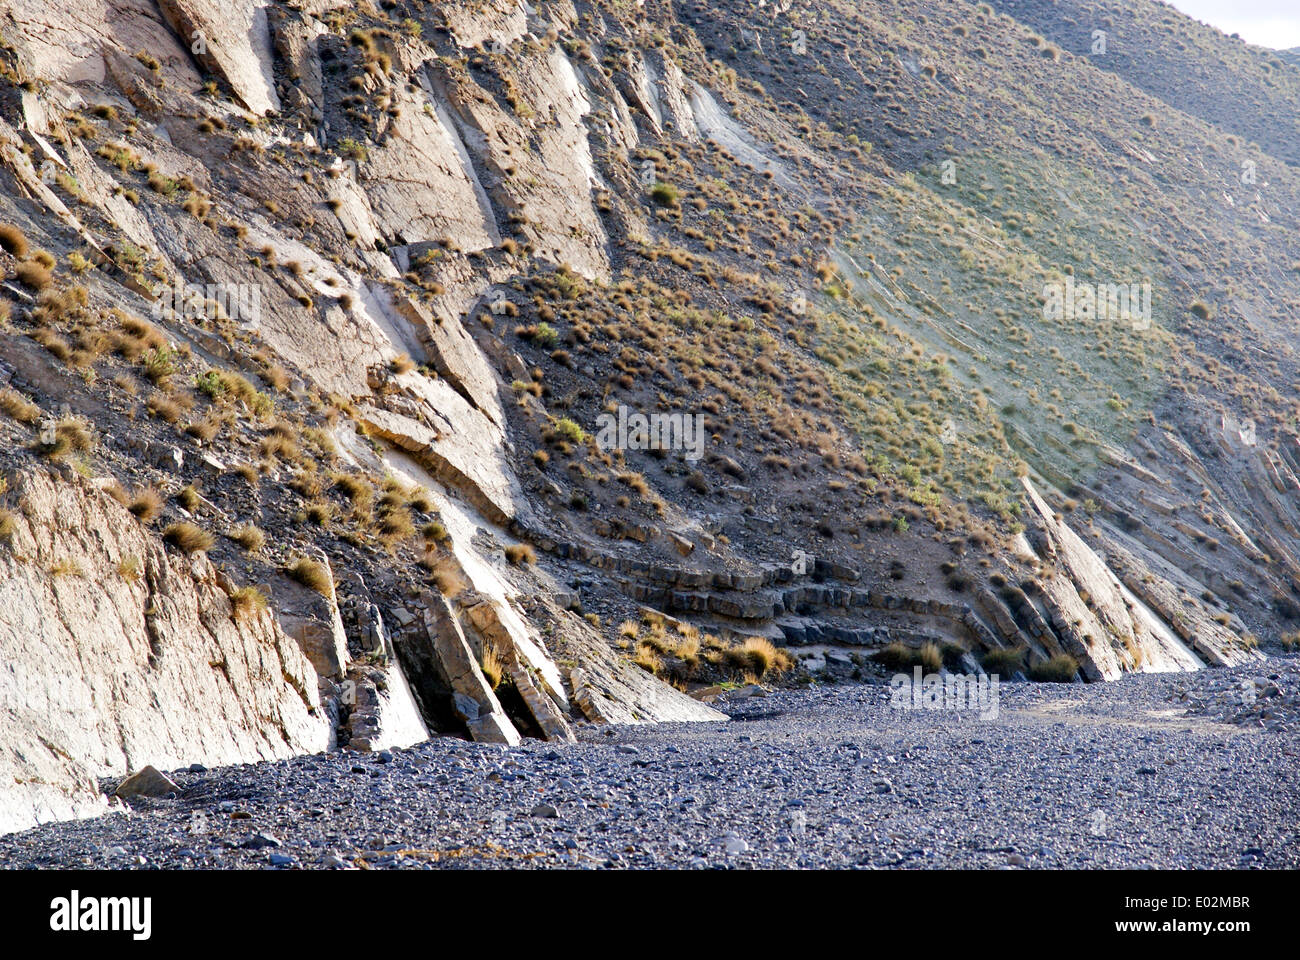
[0,469,331,834]
[0,0,1295,832]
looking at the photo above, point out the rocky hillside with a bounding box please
[0,0,1296,832]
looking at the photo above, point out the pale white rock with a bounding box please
[0,471,330,836]
[156,0,281,116]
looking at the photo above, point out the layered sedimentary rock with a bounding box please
[0,470,331,834]
[0,0,1290,841]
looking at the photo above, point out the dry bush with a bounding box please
[377,505,414,543]
[287,557,332,595]
[0,388,40,424]
[228,584,268,620]
[332,472,373,511]
[406,488,433,513]
[0,223,29,257]
[430,561,467,598]
[127,486,162,523]
[176,484,201,512]
[261,364,291,393]
[1028,654,1079,683]
[230,523,265,553]
[259,432,301,462]
[980,646,1026,676]
[117,556,141,583]
[479,645,504,689]
[504,543,536,566]
[111,314,165,360]
[15,260,52,291]
[184,417,220,442]
[32,328,71,362]
[725,637,794,678]
[42,417,94,459]
[873,642,943,673]
[162,521,214,554]
[147,391,183,423]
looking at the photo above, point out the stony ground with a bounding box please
[3,657,1297,870]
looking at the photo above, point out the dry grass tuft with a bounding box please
[230,524,265,553]
[117,555,141,583]
[980,647,1027,676]
[725,637,794,678]
[504,543,536,566]
[127,486,162,523]
[162,521,214,554]
[479,645,504,689]
[287,557,332,596]
[228,584,268,620]
[0,223,30,258]
[42,417,94,459]
[1028,654,1079,683]
[176,484,201,512]
[15,260,53,291]
[430,562,467,598]
[0,388,40,424]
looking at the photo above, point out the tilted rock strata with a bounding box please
[0,470,331,835]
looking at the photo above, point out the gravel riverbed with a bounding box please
[4,658,1297,870]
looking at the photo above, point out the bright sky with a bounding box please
[1167,0,1300,50]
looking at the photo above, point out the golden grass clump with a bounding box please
[162,521,214,554]
[633,641,662,675]
[980,646,1027,676]
[332,472,374,511]
[0,223,30,258]
[874,641,943,673]
[147,391,183,423]
[430,561,467,598]
[479,645,504,689]
[228,584,268,620]
[15,260,53,291]
[1028,654,1079,683]
[41,417,94,459]
[287,557,332,596]
[117,555,141,583]
[377,504,415,543]
[127,486,162,523]
[230,523,265,553]
[725,637,794,679]
[176,484,201,512]
[504,543,536,566]
[0,388,40,424]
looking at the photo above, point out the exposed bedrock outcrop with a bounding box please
[3,0,1288,844]
[1019,477,1209,679]
[0,469,331,835]
[156,0,281,116]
